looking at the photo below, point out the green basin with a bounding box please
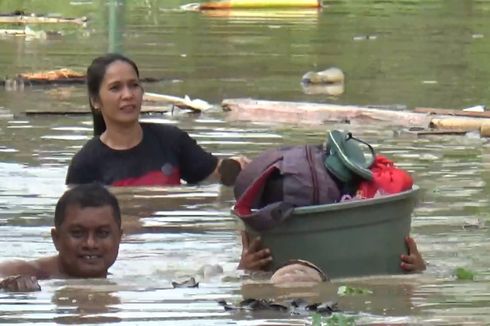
[242,185,420,279]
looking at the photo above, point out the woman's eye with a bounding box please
[130,82,140,89]
[109,84,121,91]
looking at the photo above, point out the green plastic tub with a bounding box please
[242,185,420,279]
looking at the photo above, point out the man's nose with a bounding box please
[83,233,98,249]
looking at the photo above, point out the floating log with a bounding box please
[222,98,433,126]
[196,0,321,10]
[0,13,87,25]
[415,107,490,119]
[405,127,468,136]
[222,99,490,137]
[25,105,170,116]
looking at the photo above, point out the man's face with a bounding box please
[51,205,122,278]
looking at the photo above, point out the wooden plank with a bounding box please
[414,107,490,119]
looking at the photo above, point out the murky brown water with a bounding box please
[1,0,490,324]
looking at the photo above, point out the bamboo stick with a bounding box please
[415,107,490,119]
[480,122,490,137]
[429,118,490,131]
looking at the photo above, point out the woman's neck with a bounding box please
[100,122,143,150]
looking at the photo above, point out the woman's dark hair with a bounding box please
[54,183,121,228]
[87,53,140,136]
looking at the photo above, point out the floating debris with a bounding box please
[0,11,87,25]
[2,68,163,89]
[218,298,339,316]
[337,285,373,296]
[454,267,475,281]
[171,277,199,288]
[463,105,486,112]
[352,35,377,41]
[301,67,345,96]
[301,67,344,85]
[462,218,486,230]
[197,264,224,279]
[144,92,213,112]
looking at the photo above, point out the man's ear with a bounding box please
[51,228,60,251]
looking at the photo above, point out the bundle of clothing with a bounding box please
[233,130,413,231]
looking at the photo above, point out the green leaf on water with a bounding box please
[337,285,373,296]
[454,267,475,280]
[311,313,357,326]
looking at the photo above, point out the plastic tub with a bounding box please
[242,186,420,279]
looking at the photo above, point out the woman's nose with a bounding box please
[121,85,134,99]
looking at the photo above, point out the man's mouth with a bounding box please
[80,255,102,262]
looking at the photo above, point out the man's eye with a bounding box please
[97,230,110,238]
[70,230,84,238]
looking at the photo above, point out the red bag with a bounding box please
[357,155,413,198]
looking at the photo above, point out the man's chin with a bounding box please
[72,265,108,278]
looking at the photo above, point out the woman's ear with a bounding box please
[90,96,101,110]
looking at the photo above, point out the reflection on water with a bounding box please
[1,0,490,324]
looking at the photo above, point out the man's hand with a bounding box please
[401,236,426,272]
[238,231,272,271]
[0,275,41,292]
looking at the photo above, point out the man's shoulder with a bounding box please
[0,256,56,279]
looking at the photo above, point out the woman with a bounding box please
[66,53,246,186]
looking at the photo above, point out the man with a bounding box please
[0,183,122,292]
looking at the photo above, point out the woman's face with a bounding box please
[92,60,143,129]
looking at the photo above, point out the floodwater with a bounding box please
[1,0,490,324]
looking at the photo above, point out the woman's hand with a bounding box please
[217,156,251,186]
[229,155,250,170]
[238,231,272,271]
[0,275,41,292]
[400,236,426,272]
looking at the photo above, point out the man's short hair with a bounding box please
[54,183,121,228]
